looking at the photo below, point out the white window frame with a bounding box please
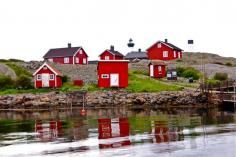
[157,43,161,48]
[75,57,79,64]
[163,51,168,58]
[49,74,54,80]
[37,74,42,80]
[158,66,162,72]
[79,50,83,54]
[173,51,176,58]
[64,57,69,63]
[101,74,109,79]
[83,58,87,64]
[105,56,110,60]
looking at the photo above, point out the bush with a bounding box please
[0,74,14,89]
[213,73,228,81]
[62,75,70,84]
[182,69,200,80]
[206,79,220,86]
[15,75,33,89]
[225,62,233,66]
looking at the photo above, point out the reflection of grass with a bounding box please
[0,120,35,133]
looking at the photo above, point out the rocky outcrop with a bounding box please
[0,90,212,110]
[0,63,17,79]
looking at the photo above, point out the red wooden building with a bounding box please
[149,60,167,78]
[97,60,129,88]
[33,62,62,88]
[99,45,124,60]
[147,39,183,61]
[43,43,88,65]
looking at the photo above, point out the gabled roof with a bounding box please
[33,62,62,76]
[125,51,147,59]
[99,49,124,57]
[149,60,167,66]
[147,40,183,51]
[43,46,88,58]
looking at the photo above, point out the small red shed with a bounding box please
[97,60,129,88]
[149,60,167,78]
[147,39,183,61]
[33,62,62,88]
[99,45,124,60]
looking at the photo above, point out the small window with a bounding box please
[75,57,79,63]
[43,66,48,70]
[37,74,42,80]
[49,74,54,80]
[79,50,83,54]
[173,51,176,58]
[105,56,110,60]
[163,51,168,57]
[157,43,161,48]
[64,57,69,63]
[158,66,162,72]
[83,58,87,64]
[101,74,109,79]
[48,59,53,62]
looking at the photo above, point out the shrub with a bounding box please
[213,73,228,81]
[182,69,200,80]
[15,75,33,89]
[206,79,220,86]
[0,74,14,89]
[176,67,186,77]
[62,75,70,84]
[225,62,233,66]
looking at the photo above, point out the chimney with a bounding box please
[110,45,114,51]
[68,43,71,48]
[164,39,168,43]
[138,48,141,52]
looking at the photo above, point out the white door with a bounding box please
[110,74,119,87]
[42,74,50,87]
[150,65,154,77]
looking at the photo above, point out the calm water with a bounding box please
[0,107,236,157]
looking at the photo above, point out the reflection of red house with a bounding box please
[149,60,167,78]
[98,118,131,149]
[43,43,88,65]
[33,62,62,88]
[97,60,129,88]
[147,39,183,61]
[35,120,62,141]
[99,45,124,60]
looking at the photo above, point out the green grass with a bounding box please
[5,62,32,77]
[126,71,183,92]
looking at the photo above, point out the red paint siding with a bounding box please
[98,61,128,88]
[100,50,124,60]
[147,42,182,60]
[52,57,73,64]
[74,48,88,64]
[149,64,166,78]
[34,65,62,88]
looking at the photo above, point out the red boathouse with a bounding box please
[147,39,183,61]
[149,60,167,78]
[43,43,88,65]
[97,60,129,88]
[99,45,124,60]
[33,62,62,88]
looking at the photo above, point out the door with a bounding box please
[150,65,154,77]
[178,52,181,58]
[83,58,87,64]
[42,74,50,87]
[110,74,119,87]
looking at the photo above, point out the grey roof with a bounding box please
[43,47,87,58]
[109,50,124,57]
[163,42,183,51]
[125,51,148,59]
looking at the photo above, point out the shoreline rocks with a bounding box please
[0,90,216,110]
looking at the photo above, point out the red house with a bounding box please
[147,39,183,60]
[33,62,62,88]
[97,60,129,88]
[43,43,88,65]
[149,60,167,78]
[99,45,124,60]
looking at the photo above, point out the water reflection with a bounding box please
[0,107,235,157]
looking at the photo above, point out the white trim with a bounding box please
[37,74,42,80]
[163,51,168,58]
[55,75,57,87]
[146,41,182,51]
[73,47,82,65]
[33,62,60,76]
[99,50,115,57]
[34,76,37,88]
[49,74,54,80]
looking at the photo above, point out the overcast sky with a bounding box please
[0,0,235,61]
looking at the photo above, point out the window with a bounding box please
[174,51,176,58]
[157,43,161,48]
[79,50,83,54]
[83,58,87,64]
[49,74,54,80]
[37,74,42,80]
[75,57,79,63]
[64,57,69,63]
[48,59,53,62]
[163,51,168,57]
[43,66,48,70]
[105,56,110,60]
[158,66,162,72]
[101,74,109,79]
